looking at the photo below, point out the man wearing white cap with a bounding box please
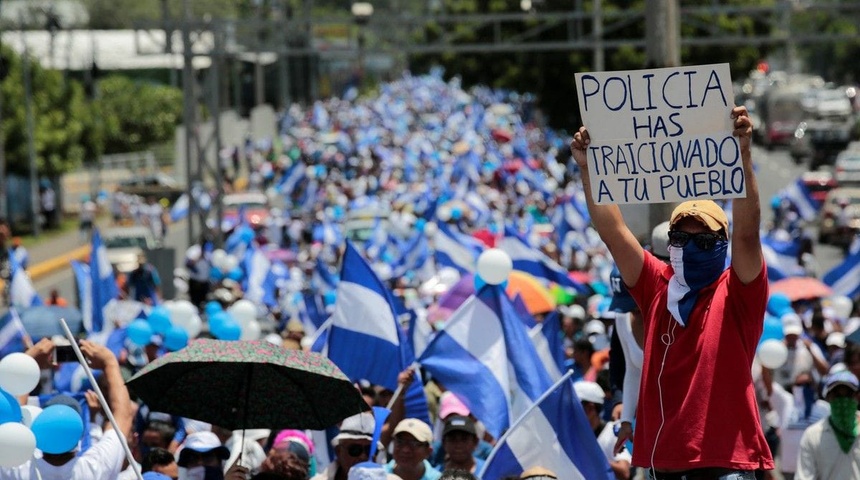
[774,313,829,393]
[797,371,860,479]
[572,106,774,477]
[574,381,631,480]
[312,412,378,480]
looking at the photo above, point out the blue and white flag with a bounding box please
[480,371,614,480]
[552,192,590,240]
[244,247,271,306]
[528,312,565,382]
[498,226,588,293]
[0,308,28,357]
[327,241,430,423]
[433,223,483,274]
[761,232,804,281]
[277,160,306,196]
[9,255,41,309]
[417,285,553,439]
[314,258,339,292]
[89,230,119,333]
[824,248,860,299]
[781,178,820,222]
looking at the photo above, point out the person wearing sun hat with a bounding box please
[797,370,860,479]
[386,419,441,480]
[312,412,380,480]
[571,106,774,476]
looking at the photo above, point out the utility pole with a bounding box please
[22,29,40,237]
[182,0,196,248]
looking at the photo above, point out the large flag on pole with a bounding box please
[417,284,553,439]
[480,370,614,480]
[528,311,565,382]
[432,223,483,273]
[326,241,429,423]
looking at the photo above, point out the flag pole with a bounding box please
[385,361,421,410]
[479,369,575,478]
[59,318,142,480]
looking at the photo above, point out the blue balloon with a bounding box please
[760,314,785,344]
[767,293,792,317]
[215,320,241,341]
[0,389,22,424]
[205,301,223,315]
[474,275,486,291]
[31,405,84,454]
[208,311,230,335]
[127,320,154,347]
[451,207,462,220]
[147,306,172,335]
[164,325,190,351]
[227,267,244,281]
[323,290,337,307]
[415,218,427,232]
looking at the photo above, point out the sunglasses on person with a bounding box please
[345,444,372,458]
[667,230,725,251]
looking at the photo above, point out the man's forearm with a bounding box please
[731,147,761,243]
[103,361,133,434]
[579,171,630,244]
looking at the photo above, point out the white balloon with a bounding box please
[173,277,189,294]
[758,339,789,369]
[222,255,240,273]
[212,249,227,270]
[476,248,513,285]
[229,300,258,328]
[0,422,36,467]
[423,222,438,238]
[437,206,452,222]
[168,300,203,338]
[20,405,42,427]
[0,353,41,396]
[240,319,262,341]
[829,295,854,319]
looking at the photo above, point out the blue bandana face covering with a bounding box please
[666,239,728,326]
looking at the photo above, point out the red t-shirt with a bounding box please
[628,251,774,471]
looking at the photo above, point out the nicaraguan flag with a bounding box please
[498,226,588,293]
[433,223,484,274]
[314,258,339,292]
[761,232,804,281]
[327,241,430,423]
[781,178,820,222]
[9,254,41,309]
[0,308,28,357]
[260,261,290,308]
[528,312,565,382]
[511,294,537,329]
[552,192,590,240]
[417,285,553,439]
[480,370,614,480]
[169,193,189,222]
[90,230,119,332]
[824,248,860,299]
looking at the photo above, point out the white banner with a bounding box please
[575,64,742,204]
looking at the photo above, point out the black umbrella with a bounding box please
[126,339,369,430]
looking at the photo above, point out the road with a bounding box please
[35,145,846,307]
[34,220,191,305]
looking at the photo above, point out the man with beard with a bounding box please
[570,106,773,479]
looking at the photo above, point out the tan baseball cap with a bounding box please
[520,466,558,479]
[670,200,729,235]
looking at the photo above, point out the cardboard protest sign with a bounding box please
[575,64,741,205]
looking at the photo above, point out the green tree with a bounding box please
[93,75,183,155]
[1,46,90,177]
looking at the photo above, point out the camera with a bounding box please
[53,339,79,363]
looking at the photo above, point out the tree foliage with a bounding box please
[93,76,183,155]
[0,46,90,176]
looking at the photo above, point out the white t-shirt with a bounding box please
[0,429,125,480]
[596,421,632,465]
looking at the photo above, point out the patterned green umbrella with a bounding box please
[126,339,369,430]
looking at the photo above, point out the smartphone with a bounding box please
[53,342,78,363]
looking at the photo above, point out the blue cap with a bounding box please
[608,268,638,313]
[143,473,172,480]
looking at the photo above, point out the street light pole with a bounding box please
[351,2,373,90]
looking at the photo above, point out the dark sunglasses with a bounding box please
[667,230,725,251]
[345,444,372,458]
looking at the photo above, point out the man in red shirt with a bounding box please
[570,105,773,479]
